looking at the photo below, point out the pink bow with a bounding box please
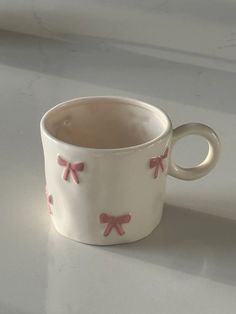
[45,188,53,215]
[100,213,131,237]
[150,147,169,178]
[57,155,84,184]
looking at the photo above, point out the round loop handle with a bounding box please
[168,123,220,180]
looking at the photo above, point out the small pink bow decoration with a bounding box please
[100,213,131,237]
[45,188,53,215]
[57,155,84,184]
[149,147,169,178]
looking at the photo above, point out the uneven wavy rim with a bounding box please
[40,96,172,153]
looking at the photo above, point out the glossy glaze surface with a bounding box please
[41,96,220,245]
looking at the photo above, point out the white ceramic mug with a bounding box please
[40,96,220,245]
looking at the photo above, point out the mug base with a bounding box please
[51,214,163,246]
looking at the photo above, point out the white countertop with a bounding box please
[1,30,236,314]
[2,0,236,68]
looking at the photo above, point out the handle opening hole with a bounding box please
[172,135,208,168]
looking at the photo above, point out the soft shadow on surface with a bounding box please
[0,304,31,314]
[45,205,236,313]
[101,204,236,286]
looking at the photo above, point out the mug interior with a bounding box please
[42,97,170,149]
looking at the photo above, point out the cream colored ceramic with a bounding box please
[40,96,220,245]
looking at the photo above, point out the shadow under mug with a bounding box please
[40,96,220,245]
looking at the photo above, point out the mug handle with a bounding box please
[168,123,220,180]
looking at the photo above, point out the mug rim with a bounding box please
[40,96,172,152]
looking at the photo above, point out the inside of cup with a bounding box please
[43,97,169,149]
